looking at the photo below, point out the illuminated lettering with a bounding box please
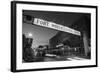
[33,18,81,36]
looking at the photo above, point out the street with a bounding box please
[33,54,89,62]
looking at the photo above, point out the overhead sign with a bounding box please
[33,18,81,36]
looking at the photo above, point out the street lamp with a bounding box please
[28,32,33,38]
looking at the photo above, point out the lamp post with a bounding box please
[28,33,33,38]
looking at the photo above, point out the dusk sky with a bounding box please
[23,23,59,48]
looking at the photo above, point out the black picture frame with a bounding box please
[11,1,98,72]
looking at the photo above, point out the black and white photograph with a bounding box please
[11,1,97,72]
[22,10,91,63]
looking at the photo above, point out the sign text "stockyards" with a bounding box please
[33,18,81,36]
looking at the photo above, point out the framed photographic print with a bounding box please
[11,1,98,72]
